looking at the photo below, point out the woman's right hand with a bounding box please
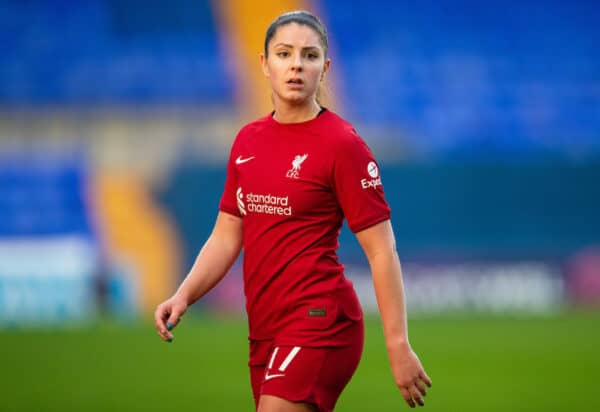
[154,294,189,342]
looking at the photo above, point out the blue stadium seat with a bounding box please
[322,0,600,154]
[0,150,95,238]
[0,0,232,104]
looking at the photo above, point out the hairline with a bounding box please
[265,19,328,57]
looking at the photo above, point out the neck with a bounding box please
[272,100,321,124]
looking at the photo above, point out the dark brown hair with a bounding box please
[264,10,328,57]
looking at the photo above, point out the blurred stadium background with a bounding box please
[1,0,599,411]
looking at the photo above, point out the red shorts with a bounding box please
[248,320,364,412]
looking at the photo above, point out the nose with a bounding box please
[291,52,303,71]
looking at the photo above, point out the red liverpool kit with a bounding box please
[219,109,391,347]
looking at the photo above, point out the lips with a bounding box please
[286,78,304,90]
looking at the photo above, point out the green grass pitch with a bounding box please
[2,312,599,411]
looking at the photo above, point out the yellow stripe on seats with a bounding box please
[93,171,182,312]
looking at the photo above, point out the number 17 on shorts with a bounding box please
[264,346,302,381]
[258,344,362,412]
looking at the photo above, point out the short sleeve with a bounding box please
[332,130,391,233]
[219,143,242,217]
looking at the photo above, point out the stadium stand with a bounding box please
[322,0,600,154]
[0,0,232,105]
[0,148,99,324]
[1,1,597,155]
[0,148,94,238]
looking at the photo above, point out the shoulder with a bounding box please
[238,114,271,137]
[321,110,368,150]
[321,110,356,136]
[233,114,272,146]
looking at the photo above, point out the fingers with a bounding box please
[409,385,425,407]
[400,383,425,408]
[166,311,183,332]
[415,379,427,397]
[391,348,432,407]
[154,297,188,343]
[399,387,415,408]
[154,305,167,334]
[400,373,431,408]
[154,304,174,342]
[420,370,433,388]
[156,329,172,342]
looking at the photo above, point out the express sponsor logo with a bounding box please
[361,161,382,189]
[237,187,292,216]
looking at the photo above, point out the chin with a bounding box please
[281,92,310,106]
[287,97,309,106]
[275,85,317,105]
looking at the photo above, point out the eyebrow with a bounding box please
[273,43,321,51]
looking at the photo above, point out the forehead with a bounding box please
[269,22,323,49]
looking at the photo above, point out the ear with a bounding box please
[321,58,331,81]
[260,53,270,78]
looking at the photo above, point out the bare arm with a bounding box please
[356,219,432,408]
[154,211,243,341]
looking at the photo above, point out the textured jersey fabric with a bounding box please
[219,109,391,345]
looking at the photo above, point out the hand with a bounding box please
[154,294,188,343]
[387,342,432,408]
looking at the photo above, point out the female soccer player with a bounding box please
[155,10,432,412]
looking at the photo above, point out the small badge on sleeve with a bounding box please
[361,161,383,189]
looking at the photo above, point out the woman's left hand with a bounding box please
[387,342,432,408]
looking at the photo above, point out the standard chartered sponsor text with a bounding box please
[246,192,292,216]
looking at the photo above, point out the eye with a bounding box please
[276,50,290,58]
[307,53,319,60]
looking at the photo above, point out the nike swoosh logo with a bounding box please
[235,155,255,165]
[264,372,285,381]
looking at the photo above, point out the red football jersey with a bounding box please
[219,109,391,346]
